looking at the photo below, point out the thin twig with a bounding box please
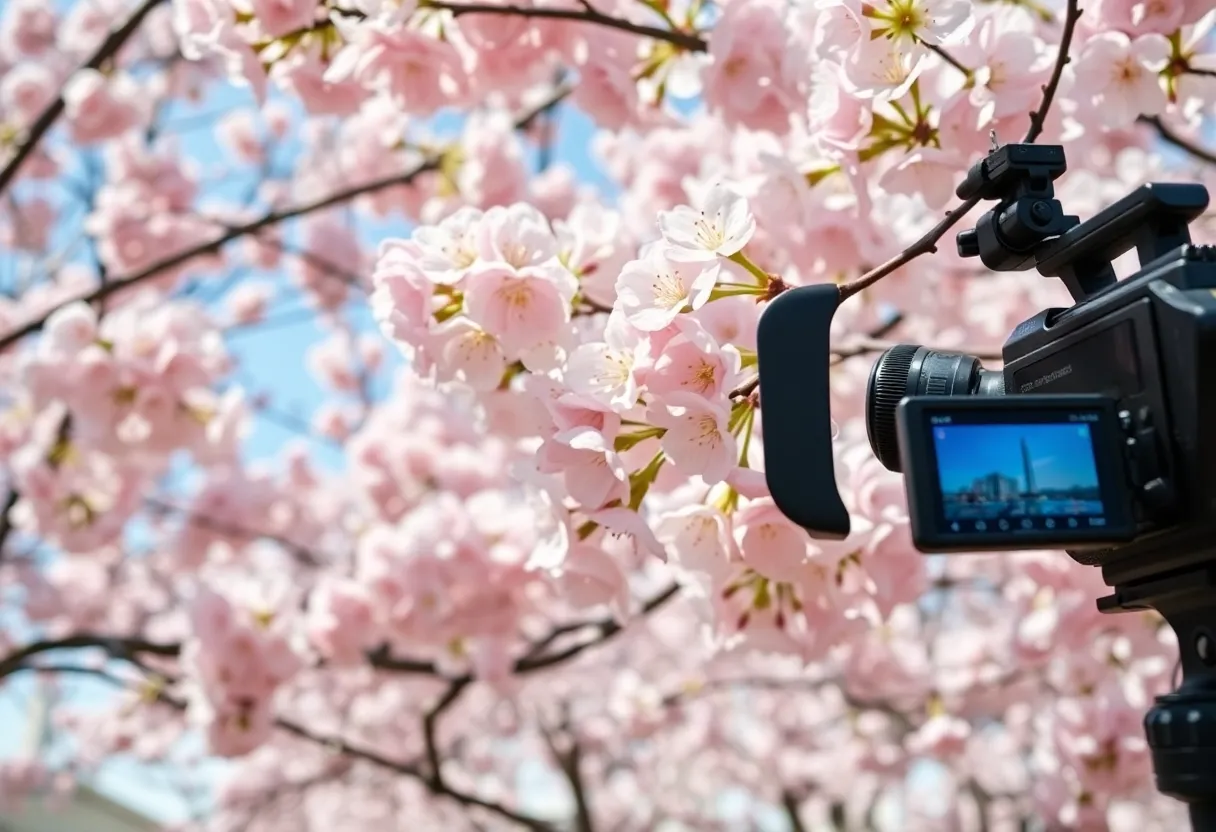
[426,1,706,51]
[923,42,972,78]
[144,498,325,566]
[0,0,166,198]
[0,634,179,681]
[1023,0,1082,143]
[423,678,471,791]
[780,790,808,832]
[0,489,19,566]
[836,197,983,302]
[729,312,914,400]
[1141,115,1216,166]
[836,0,1081,302]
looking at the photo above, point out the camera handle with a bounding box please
[1099,567,1216,830]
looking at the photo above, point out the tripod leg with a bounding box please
[1191,801,1216,832]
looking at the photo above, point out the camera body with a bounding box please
[755,141,1215,603]
[753,140,1216,821]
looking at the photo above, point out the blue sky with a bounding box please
[933,422,1099,493]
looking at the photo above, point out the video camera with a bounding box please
[756,142,1216,828]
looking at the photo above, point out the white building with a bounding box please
[0,680,160,832]
[0,786,160,832]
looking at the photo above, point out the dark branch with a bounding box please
[0,489,19,566]
[272,715,554,830]
[837,0,1081,302]
[513,582,680,673]
[1023,0,1082,143]
[539,714,595,832]
[8,645,552,829]
[0,634,179,682]
[425,1,706,51]
[780,790,808,832]
[371,582,682,679]
[1141,114,1216,166]
[0,0,166,198]
[835,195,983,302]
[563,740,595,832]
[423,678,472,791]
[729,311,915,400]
[923,42,972,78]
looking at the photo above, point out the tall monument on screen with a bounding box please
[1020,436,1037,495]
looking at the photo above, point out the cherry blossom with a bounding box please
[0,0,1210,828]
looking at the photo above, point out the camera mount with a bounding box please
[955,142,1210,304]
[955,143,1079,271]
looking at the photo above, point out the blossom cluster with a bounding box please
[0,0,1212,827]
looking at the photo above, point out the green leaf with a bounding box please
[628,452,666,511]
[614,427,667,452]
[804,165,840,187]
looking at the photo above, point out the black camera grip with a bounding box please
[756,283,852,540]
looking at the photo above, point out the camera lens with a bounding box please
[865,345,1004,472]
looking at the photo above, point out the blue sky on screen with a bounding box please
[933,422,1100,493]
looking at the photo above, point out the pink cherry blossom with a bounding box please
[63,69,147,144]
[701,0,803,133]
[658,184,757,263]
[648,392,737,485]
[325,21,468,116]
[1073,32,1171,129]
[614,245,720,332]
[564,310,652,410]
[0,0,1205,826]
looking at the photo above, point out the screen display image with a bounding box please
[932,421,1107,533]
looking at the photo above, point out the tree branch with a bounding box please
[145,497,325,567]
[539,713,595,832]
[0,85,573,353]
[0,634,179,682]
[425,1,706,51]
[0,488,19,566]
[371,582,682,679]
[1023,0,1081,144]
[513,582,680,673]
[1141,114,1216,166]
[4,647,553,830]
[836,0,1082,302]
[273,714,555,830]
[835,195,983,302]
[780,790,808,832]
[0,0,166,199]
[423,678,472,791]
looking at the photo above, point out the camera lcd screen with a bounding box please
[932,417,1107,535]
[896,396,1137,551]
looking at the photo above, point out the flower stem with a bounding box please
[727,251,771,286]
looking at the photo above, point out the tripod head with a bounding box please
[954,141,1210,304]
[955,143,1079,271]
